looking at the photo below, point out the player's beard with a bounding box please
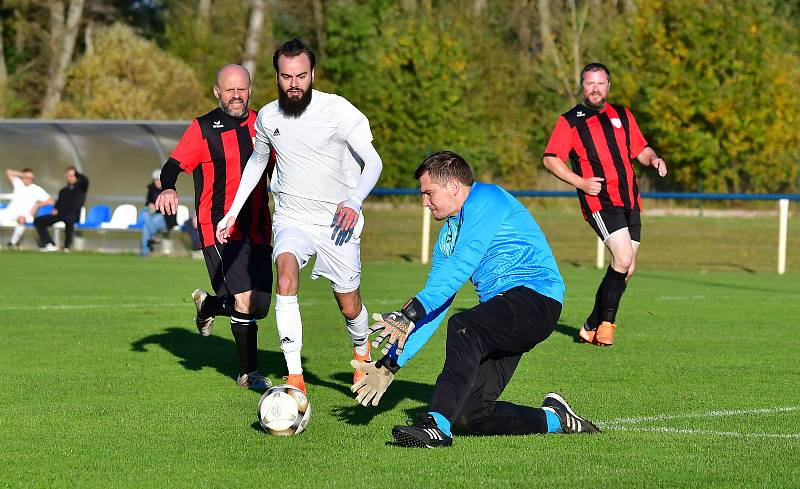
[584,94,606,110]
[278,85,313,118]
[220,96,249,118]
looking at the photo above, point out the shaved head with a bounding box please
[216,64,251,88]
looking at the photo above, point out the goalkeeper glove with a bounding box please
[369,297,426,355]
[351,355,400,407]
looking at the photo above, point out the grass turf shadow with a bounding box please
[553,322,583,343]
[327,371,433,426]
[131,326,288,386]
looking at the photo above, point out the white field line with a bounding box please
[600,406,800,426]
[600,406,800,440]
[0,297,478,312]
[655,295,706,301]
[608,425,800,440]
[0,303,181,311]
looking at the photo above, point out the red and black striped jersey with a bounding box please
[544,103,648,219]
[166,108,271,248]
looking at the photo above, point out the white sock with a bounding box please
[275,294,303,374]
[10,225,25,245]
[346,304,369,356]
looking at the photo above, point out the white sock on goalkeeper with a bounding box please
[346,304,369,356]
[275,294,303,375]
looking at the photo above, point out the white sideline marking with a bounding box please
[600,406,800,440]
[0,297,479,312]
[0,303,180,311]
[601,406,800,426]
[656,295,706,301]
[609,425,800,440]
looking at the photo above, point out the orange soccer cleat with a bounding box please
[594,321,617,346]
[352,345,372,387]
[285,373,307,394]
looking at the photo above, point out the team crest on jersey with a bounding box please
[611,118,622,129]
[576,111,585,117]
[212,120,224,129]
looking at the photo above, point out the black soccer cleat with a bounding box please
[542,392,601,434]
[392,413,453,448]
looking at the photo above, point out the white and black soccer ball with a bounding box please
[257,384,311,436]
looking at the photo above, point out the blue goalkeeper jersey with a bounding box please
[393,182,564,367]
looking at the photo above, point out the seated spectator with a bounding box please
[181,212,201,251]
[35,166,89,252]
[141,169,177,256]
[1,168,51,249]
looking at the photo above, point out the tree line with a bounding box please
[1,0,798,192]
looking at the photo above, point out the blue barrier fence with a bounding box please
[371,188,800,201]
[371,188,797,274]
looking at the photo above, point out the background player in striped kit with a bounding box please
[543,63,667,346]
[217,39,383,394]
[156,64,273,390]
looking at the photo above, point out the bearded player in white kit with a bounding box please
[217,39,383,394]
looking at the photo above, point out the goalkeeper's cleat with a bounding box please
[595,321,617,346]
[578,323,596,344]
[236,371,270,390]
[352,345,372,387]
[542,392,601,434]
[392,413,453,448]
[284,373,307,394]
[191,288,215,336]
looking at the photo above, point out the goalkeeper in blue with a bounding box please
[352,151,600,448]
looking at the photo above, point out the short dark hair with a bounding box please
[20,168,33,173]
[65,166,76,173]
[580,63,611,84]
[273,38,316,72]
[414,151,475,186]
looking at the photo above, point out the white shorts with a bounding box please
[0,209,32,226]
[272,214,364,293]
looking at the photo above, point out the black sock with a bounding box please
[201,294,233,317]
[600,266,628,323]
[231,311,258,375]
[586,283,603,330]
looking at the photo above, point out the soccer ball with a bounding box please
[257,384,311,436]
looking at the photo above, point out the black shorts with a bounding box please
[202,241,273,296]
[587,207,641,242]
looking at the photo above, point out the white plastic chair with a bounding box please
[101,204,139,229]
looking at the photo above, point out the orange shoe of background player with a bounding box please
[594,321,617,346]
[578,324,596,344]
[353,345,372,387]
[285,373,307,394]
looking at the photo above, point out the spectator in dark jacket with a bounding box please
[35,166,89,252]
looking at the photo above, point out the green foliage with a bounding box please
[1,0,798,192]
[323,2,539,187]
[160,0,249,107]
[605,0,800,193]
[57,23,205,119]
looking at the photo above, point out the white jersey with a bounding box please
[1,177,50,221]
[255,89,373,225]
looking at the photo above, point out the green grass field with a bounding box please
[1,237,799,487]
